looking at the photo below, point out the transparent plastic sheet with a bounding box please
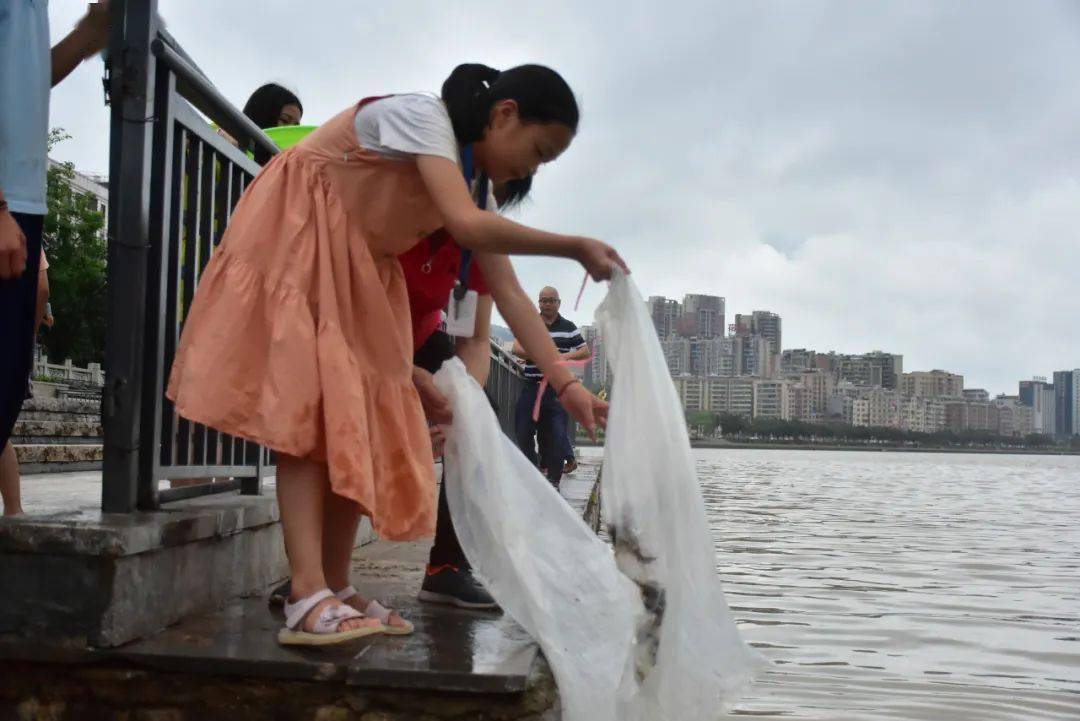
[596,270,764,719]
[435,271,761,721]
[435,357,641,721]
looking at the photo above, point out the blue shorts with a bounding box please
[0,212,43,447]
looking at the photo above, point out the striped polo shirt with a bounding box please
[523,314,586,380]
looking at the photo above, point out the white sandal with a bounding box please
[335,585,414,636]
[278,588,382,646]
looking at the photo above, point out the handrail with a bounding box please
[150,38,278,161]
[156,27,207,82]
[489,338,525,376]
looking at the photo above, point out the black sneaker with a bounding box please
[268,578,291,607]
[418,565,499,610]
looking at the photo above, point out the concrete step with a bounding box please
[20,397,100,415]
[12,419,103,439]
[17,410,100,424]
[18,460,103,475]
[13,444,104,465]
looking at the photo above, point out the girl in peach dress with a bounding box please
[168,64,625,645]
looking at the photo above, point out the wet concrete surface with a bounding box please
[1,462,601,695]
[111,466,600,693]
[111,540,537,693]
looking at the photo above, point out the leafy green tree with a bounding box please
[39,129,107,367]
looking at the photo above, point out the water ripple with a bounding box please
[589,448,1080,720]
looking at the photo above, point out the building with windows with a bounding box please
[681,294,725,339]
[901,370,964,400]
[1053,370,1079,437]
[1019,378,1056,436]
[647,296,682,339]
[660,338,691,376]
[579,324,609,390]
[753,379,792,420]
[899,397,947,433]
[837,351,903,390]
[852,388,901,428]
[734,310,782,354]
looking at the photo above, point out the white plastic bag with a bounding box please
[435,271,759,721]
[596,270,762,719]
[435,357,642,721]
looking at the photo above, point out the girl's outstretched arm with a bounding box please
[416,155,627,281]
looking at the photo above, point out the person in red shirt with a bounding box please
[271,179,608,610]
[405,178,552,609]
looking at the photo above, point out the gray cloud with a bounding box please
[46,0,1080,394]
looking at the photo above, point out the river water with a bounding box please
[583,447,1080,720]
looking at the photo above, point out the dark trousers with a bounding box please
[0,213,43,447]
[515,383,569,486]
[413,331,469,569]
[537,414,575,466]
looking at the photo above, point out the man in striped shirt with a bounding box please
[511,286,590,489]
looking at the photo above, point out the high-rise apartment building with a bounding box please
[681,294,725,339]
[734,311,782,354]
[837,351,903,390]
[1053,370,1079,437]
[780,348,817,376]
[733,334,774,378]
[852,388,901,428]
[1019,378,1056,436]
[579,325,609,390]
[753,380,792,420]
[901,370,964,399]
[647,296,682,339]
[660,338,692,376]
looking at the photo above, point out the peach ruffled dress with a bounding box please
[167,100,445,540]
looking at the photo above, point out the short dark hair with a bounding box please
[242,83,302,163]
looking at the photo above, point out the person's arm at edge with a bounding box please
[51,2,110,87]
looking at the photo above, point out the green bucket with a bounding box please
[264,124,317,150]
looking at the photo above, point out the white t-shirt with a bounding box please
[0,0,51,214]
[354,93,496,209]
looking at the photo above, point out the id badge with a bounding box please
[445,288,478,338]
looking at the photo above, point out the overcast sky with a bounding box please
[47,1,1080,395]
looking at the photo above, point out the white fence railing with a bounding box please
[33,355,105,386]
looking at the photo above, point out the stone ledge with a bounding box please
[13,443,104,464]
[0,658,559,721]
[12,418,103,437]
[0,491,288,646]
[20,396,101,414]
[0,494,280,557]
[20,460,103,475]
[17,410,101,423]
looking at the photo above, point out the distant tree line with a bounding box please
[684,411,1077,451]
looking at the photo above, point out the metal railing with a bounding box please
[100,1,532,513]
[486,340,528,437]
[102,0,277,511]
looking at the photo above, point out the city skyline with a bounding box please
[576,287,1073,401]
[572,286,1078,438]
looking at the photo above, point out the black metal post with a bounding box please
[102,0,159,513]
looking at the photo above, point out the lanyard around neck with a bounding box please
[456,144,488,297]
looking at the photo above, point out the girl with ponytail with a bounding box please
[167,63,625,645]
